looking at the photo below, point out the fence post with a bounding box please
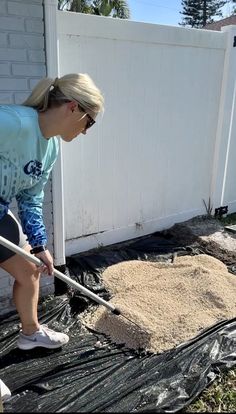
[210,25,236,214]
[43,0,66,266]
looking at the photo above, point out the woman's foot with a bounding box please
[17,325,69,350]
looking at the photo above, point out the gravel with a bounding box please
[83,254,236,353]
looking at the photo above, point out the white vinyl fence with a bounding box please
[49,9,236,258]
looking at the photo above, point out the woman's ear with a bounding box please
[67,100,77,113]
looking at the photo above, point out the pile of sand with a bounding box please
[83,254,236,353]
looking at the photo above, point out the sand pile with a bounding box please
[83,254,236,353]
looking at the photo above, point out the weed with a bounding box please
[202,197,213,216]
[219,213,236,226]
[186,369,236,412]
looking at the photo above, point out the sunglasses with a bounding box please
[86,113,96,130]
[77,103,96,130]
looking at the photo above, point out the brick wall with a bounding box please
[0,0,55,315]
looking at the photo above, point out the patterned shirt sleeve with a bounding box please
[16,167,53,247]
[0,199,9,221]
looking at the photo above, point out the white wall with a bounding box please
[0,0,55,314]
[57,12,235,256]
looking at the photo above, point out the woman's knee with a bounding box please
[0,251,41,286]
[15,265,41,287]
[2,259,40,287]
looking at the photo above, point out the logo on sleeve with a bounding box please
[23,160,44,178]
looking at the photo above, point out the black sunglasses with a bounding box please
[86,113,96,130]
[77,104,96,130]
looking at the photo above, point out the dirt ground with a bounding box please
[166,215,236,271]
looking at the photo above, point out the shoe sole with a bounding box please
[17,342,68,350]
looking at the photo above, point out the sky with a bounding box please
[128,0,234,27]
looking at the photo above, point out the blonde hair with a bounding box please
[23,73,104,116]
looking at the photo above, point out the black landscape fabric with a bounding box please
[0,230,236,413]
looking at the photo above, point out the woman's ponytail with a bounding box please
[23,78,55,111]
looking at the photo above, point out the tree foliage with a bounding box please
[233,0,236,13]
[58,0,130,19]
[58,0,93,13]
[92,0,130,18]
[180,0,228,27]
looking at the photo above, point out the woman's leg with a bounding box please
[0,245,41,335]
[1,249,69,350]
[0,211,69,349]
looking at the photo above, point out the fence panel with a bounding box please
[211,26,236,213]
[57,12,228,255]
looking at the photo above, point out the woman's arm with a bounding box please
[16,168,54,275]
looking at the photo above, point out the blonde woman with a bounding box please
[0,73,104,350]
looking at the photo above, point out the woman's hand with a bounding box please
[35,249,54,276]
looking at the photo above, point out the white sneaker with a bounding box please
[0,379,11,402]
[17,325,69,350]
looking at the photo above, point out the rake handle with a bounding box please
[0,235,120,315]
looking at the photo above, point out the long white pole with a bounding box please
[0,236,119,315]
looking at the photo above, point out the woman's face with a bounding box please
[60,102,94,142]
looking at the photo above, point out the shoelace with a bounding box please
[40,324,60,339]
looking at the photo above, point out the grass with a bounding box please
[186,369,236,412]
[219,212,236,226]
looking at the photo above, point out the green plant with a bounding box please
[219,212,236,226]
[186,369,236,412]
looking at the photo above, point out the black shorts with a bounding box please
[0,211,28,263]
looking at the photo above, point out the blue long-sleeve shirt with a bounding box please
[0,105,59,247]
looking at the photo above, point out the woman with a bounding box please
[0,73,104,350]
